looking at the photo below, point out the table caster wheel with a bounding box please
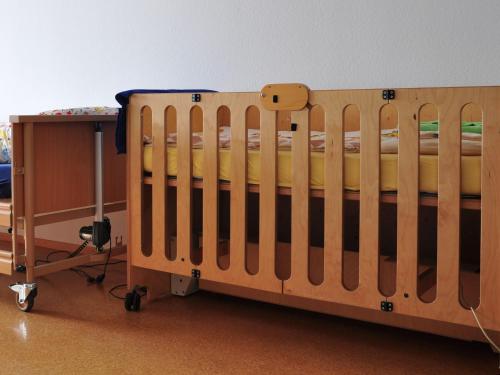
[9,283,38,313]
[124,290,141,312]
[16,293,36,312]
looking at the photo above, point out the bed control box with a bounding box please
[260,83,309,111]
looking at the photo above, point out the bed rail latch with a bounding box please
[381,300,394,312]
[192,93,201,103]
[260,83,309,111]
[382,89,395,100]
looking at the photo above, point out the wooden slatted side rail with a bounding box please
[128,93,282,293]
[127,87,500,335]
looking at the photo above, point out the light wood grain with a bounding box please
[395,91,419,306]
[230,104,246,273]
[260,83,309,111]
[289,109,310,288]
[152,106,168,264]
[203,105,219,273]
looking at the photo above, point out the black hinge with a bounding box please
[191,269,201,279]
[273,95,279,103]
[192,93,201,102]
[291,123,298,131]
[382,89,395,100]
[381,301,393,312]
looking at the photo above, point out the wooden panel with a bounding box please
[358,96,381,294]
[230,104,246,273]
[103,123,127,204]
[323,104,344,286]
[203,105,219,272]
[176,107,193,265]
[260,83,309,111]
[395,90,419,304]
[31,121,125,214]
[152,106,167,263]
[289,109,310,287]
[478,88,500,331]
[436,101,461,311]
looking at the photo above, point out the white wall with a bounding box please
[1,0,500,120]
[1,0,499,243]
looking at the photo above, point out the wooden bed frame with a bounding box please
[126,85,499,343]
[1,115,126,310]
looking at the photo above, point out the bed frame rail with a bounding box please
[127,86,500,338]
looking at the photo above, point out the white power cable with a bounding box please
[470,307,500,369]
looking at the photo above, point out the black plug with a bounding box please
[95,274,105,284]
[87,274,105,284]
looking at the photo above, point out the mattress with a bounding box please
[143,146,481,195]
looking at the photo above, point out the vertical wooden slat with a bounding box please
[230,105,246,273]
[203,106,219,271]
[478,89,500,329]
[396,92,419,301]
[290,109,310,285]
[177,107,192,265]
[152,106,167,262]
[323,105,344,285]
[23,123,35,283]
[259,110,277,279]
[359,99,380,293]
[436,102,461,308]
[127,101,143,288]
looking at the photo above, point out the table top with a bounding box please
[9,114,117,124]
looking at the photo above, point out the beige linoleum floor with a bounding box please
[0,258,497,375]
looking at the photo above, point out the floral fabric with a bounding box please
[39,106,118,116]
[0,123,12,163]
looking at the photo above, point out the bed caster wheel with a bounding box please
[124,290,141,312]
[9,283,37,313]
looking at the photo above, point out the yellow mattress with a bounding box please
[143,145,481,195]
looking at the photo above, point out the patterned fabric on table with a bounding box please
[39,106,118,116]
[0,123,12,163]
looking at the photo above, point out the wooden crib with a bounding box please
[126,85,500,342]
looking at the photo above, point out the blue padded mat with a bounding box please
[0,163,11,198]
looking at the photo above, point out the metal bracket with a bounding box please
[192,93,201,103]
[382,89,395,100]
[171,274,199,296]
[191,269,201,279]
[381,300,394,312]
[9,282,37,304]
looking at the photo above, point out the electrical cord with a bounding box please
[470,307,500,370]
[108,284,128,300]
[35,235,120,284]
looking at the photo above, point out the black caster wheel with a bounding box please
[124,291,141,312]
[15,289,37,313]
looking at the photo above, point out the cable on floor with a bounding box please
[470,307,500,370]
[108,284,128,300]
